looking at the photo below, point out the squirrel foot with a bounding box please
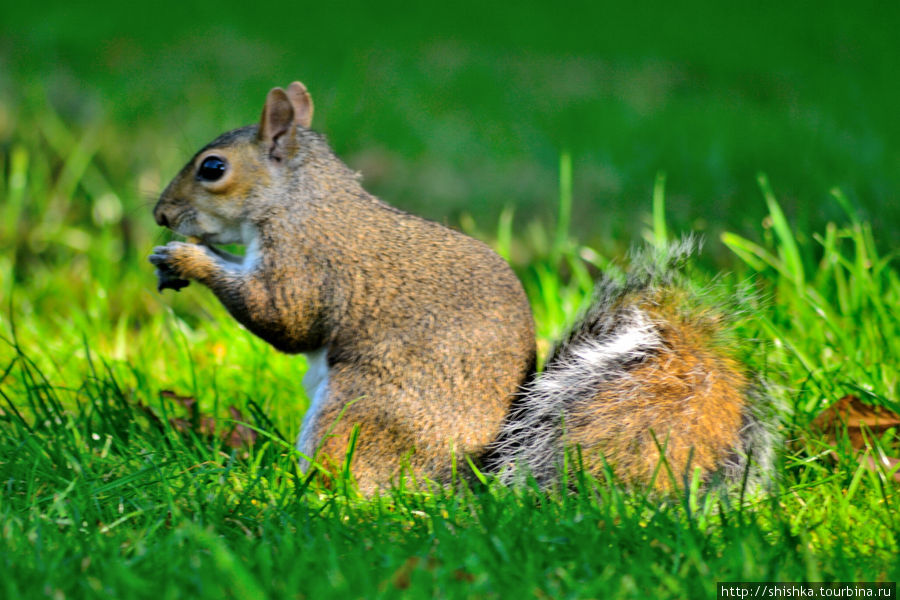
[155,270,190,292]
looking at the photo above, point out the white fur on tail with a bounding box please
[494,306,662,484]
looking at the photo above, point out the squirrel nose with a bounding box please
[154,207,170,228]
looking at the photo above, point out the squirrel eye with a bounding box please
[197,156,227,182]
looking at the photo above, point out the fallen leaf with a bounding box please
[812,394,900,482]
[156,390,257,452]
[223,406,258,449]
[453,569,475,583]
[391,557,420,590]
[160,390,197,410]
[812,395,900,449]
[859,454,900,482]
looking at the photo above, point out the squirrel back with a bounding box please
[150,82,774,494]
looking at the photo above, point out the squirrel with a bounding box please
[150,81,775,495]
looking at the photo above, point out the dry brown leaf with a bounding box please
[859,454,900,482]
[223,406,258,450]
[812,394,900,482]
[157,390,257,452]
[390,557,420,590]
[160,390,197,410]
[812,395,900,448]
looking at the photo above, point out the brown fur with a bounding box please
[568,295,747,490]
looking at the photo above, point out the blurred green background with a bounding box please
[1,0,898,257]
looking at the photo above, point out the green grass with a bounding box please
[1,95,899,598]
[3,0,900,256]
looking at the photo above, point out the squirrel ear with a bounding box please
[259,87,296,160]
[286,81,314,128]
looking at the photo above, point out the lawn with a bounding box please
[1,2,899,598]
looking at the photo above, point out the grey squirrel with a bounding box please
[150,81,774,494]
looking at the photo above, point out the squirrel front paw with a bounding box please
[149,241,212,292]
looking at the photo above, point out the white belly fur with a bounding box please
[297,347,329,470]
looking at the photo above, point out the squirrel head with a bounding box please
[153,82,316,244]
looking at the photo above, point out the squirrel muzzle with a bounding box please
[153,204,171,228]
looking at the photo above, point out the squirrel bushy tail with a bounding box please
[489,239,777,492]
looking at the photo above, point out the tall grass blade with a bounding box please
[758,173,804,287]
[553,151,573,263]
[652,170,668,249]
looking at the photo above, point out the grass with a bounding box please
[4,0,900,254]
[1,95,899,599]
